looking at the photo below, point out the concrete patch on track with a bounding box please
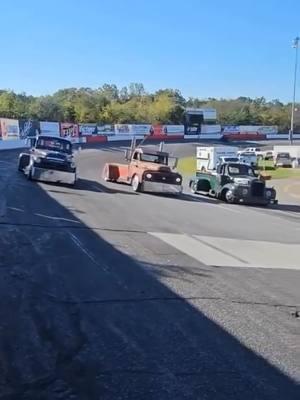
[150,233,300,270]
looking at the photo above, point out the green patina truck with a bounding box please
[189,162,277,206]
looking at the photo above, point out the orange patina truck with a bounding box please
[103,144,183,194]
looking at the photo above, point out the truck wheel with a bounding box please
[131,175,141,192]
[224,189,235,203]
[190,180,197,194]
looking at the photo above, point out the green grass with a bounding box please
[258,159,300,179]
[177,156,195,176]
[177,156,300,179]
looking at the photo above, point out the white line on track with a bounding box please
[35,212,81,224]
[8,206,24,212]
[68,231,109,273]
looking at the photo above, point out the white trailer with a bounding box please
[196,146,238,171]
[273,145,300,158]
[273,145,300,167]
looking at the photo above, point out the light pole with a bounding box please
[290,36,299,144]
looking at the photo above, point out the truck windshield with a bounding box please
[36,138,72,154]
[140,153,168,165]
[223,157,239,162]
[228,164,256,176]
[277,153,290,159]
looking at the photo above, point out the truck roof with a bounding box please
[38,135,72,143]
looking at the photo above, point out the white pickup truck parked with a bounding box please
[238,152,258,167]
[238,147,273,160]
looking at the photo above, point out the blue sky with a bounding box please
[1,0,300,101]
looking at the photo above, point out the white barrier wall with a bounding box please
[1,117,300,151]
[0,139,29,150]
[40,121,60,136]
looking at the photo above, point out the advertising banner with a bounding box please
[40,121,60,137]
[97,124,115,135]
[79,124,97,136]
[223,125,240,133]
[114,124,131,135]
[223,125,277,135]
[147,125,183,139]
[19,120,41,139]
[0,118,20,140]
[60,123,79,139]
[131,124,151,136]
[201,124,221,134]
[257,126,278,135]
[163,125,184,136]
[114,124,151,136]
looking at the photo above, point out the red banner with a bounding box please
[60,123,79,138]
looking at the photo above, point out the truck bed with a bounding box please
[103,163,129,182]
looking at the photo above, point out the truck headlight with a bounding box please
[146,173,152,179]
[242,188,248,195]
[266,190,272,197]
[176,177,181,183]
[33,156,41,164]
[70,161,76,169]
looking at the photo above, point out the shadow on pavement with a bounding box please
[272,203,300,213]
[75,178,138,195]
[0,167,299,399]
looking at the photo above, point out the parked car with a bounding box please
[238,152,258,167]
[237,147,264,158]
[274,152,293,168]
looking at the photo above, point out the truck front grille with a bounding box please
[145,172,180,184]
[251,181,265,197]
[38,160,71,172]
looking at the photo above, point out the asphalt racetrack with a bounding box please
[0,141,299,399]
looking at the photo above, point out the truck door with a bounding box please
[217,165,231,187]
[128,151,140,180]
[221,165,232,186]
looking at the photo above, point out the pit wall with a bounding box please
[0,118,300,150]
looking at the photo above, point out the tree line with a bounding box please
[0,83,294,131]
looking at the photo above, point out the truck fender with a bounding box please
[191,178,211,193]
[18,153,30,171]
[219,184,235,200]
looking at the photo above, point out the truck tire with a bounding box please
[131,175,141,192]
[224,189,235,203]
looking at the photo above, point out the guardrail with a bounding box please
[1,133,300,151]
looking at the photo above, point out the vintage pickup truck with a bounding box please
[18,135,77,186]
[190,162,277,205]
[103,145,183,194]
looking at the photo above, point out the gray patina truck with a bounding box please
[18,135,77,186]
